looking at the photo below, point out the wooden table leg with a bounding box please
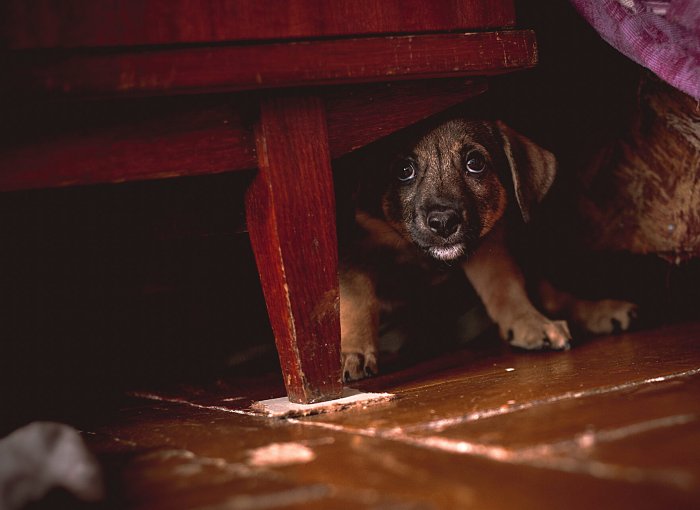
[245,94,343,404]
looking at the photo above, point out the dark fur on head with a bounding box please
[338,117,636,382]
[374,119,556,262]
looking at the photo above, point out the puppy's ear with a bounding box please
[497,121,557,223]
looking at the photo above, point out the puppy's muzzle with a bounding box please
[426,207,460,239]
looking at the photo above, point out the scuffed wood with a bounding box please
[245,95,342,404]
[250,388,395,418]
[4,31,537,98]
[95,320,700,509]
[0,0,515,49]
[0,79,486,192]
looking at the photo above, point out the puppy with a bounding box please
[339,119,637,381]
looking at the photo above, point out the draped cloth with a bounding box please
[570,0,700,100]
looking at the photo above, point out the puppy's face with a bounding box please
[380,119,556,262]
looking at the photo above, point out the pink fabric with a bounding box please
[570,0,700,99]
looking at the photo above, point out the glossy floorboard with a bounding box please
[85,321,700,509]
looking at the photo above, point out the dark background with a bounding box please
[1,1,698,435]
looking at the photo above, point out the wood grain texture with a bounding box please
[82,320,700,509]
[0,0,515,49]
[245,94,342,404]
[0,95,258,191]
[309,322,700,431]
[0,79,485,192]
[5,31,536,97]
[325,79,488,156]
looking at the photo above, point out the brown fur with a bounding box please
[339,268,379,378]
[577,75,700,263]
[538,280,637,335]
[340,119,636,381]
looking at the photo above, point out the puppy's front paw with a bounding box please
[573,300,638,335]
[504,313,571,351]
[341,351,378,382]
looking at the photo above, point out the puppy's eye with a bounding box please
[393,158,417,182]
[465,152,486,174]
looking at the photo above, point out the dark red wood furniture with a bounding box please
[0,0,536,403]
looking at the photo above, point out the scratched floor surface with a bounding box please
[84,321,700,510]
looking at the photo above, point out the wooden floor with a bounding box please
[80,320,700,510]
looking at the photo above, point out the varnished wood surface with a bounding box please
[0,0,531,410]
[85,321,700,509]
[4,31,536,97]
[0,95,257,191]
[325,79,488,158]
[245,95,342,404]
[0,0,515,49]
[0,79,485,192]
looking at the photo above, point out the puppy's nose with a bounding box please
[427,209,460,238]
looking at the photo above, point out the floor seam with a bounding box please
[285,415,696,490]
[124,368,700,490]
[402,367,700,433]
